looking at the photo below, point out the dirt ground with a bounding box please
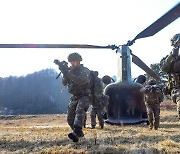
[0,101,180,154]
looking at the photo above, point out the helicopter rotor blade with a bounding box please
[0,44,118,50]
[131,53,160,80]
[128,3,180,46]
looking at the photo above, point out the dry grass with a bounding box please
[0,103,180,154]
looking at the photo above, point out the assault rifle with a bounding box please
[54,59,69,79]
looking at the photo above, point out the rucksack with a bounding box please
[89,71,103,102]
[161,55,175,73]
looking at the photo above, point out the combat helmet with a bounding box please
[170,33,180,48]
[148,79,156,85]
[68,52,82,62]
[136,75,146,84]
[102,75,111,85]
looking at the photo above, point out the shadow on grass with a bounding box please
[0,138,70,152]
[160,114,178,122]
[160,123,180,129]
[0,130,179,153]
[170,134,180,142]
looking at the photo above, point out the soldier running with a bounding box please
[54,52,91,142]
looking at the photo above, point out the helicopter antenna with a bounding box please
[127,2,180,46]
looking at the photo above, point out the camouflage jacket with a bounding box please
[161,47,180,89]
[62,64,90,96]
[140,85,164,105]
[91,77,104,108]
[161,47,179,73]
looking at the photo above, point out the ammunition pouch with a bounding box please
[71,92,90,101]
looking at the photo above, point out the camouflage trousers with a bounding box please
[171,88,180,120]
[145,103,160,129]
[67,96,90,130]
[90,106,104,127]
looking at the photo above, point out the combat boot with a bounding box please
[149,123,153,130]
[91,125,95,129]
[74,126,84,137]
[68,132,79,142]
[68,126,84,142]
[100,124,104,129]
[154,125,158,130]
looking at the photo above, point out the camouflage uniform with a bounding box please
[161,54,180,120]
[141,80,163,130]
[101,75,111,119]
[90,73,105,129]
[91,95,109,128]
[172,88,180,120]
[62,64,90,128]
[61,53,91,142]
[160,34,180,121]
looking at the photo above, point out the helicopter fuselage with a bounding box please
[104,46,147,125]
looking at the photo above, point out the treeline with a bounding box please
[0,69,70,115]
[145,62,168,86]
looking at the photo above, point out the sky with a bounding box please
[0,0,179,79]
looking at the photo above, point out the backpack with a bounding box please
[161,55,175,73]
[90,71,104,103]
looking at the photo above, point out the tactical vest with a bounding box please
[144,86,163,104]
[91,77,103,101]
[161,55,175,73]
[67,65,90,96]
[90,75,105,109]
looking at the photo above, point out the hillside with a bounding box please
[0,102,179,154]
[0,69,70,115]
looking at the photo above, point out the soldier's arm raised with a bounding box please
[66,68,90,85]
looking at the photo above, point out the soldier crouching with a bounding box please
[140,80,164,130]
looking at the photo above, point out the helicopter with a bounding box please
[0,3,179,125]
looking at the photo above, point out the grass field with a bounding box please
[0,101,179,154]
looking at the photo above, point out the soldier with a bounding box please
[102,75,112,89]
[140,79,164,130]
[55,52,90,142]
[135,75,146,85]
[160,34,180,121]
[90,71,105,129]
[101,75,111,119]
